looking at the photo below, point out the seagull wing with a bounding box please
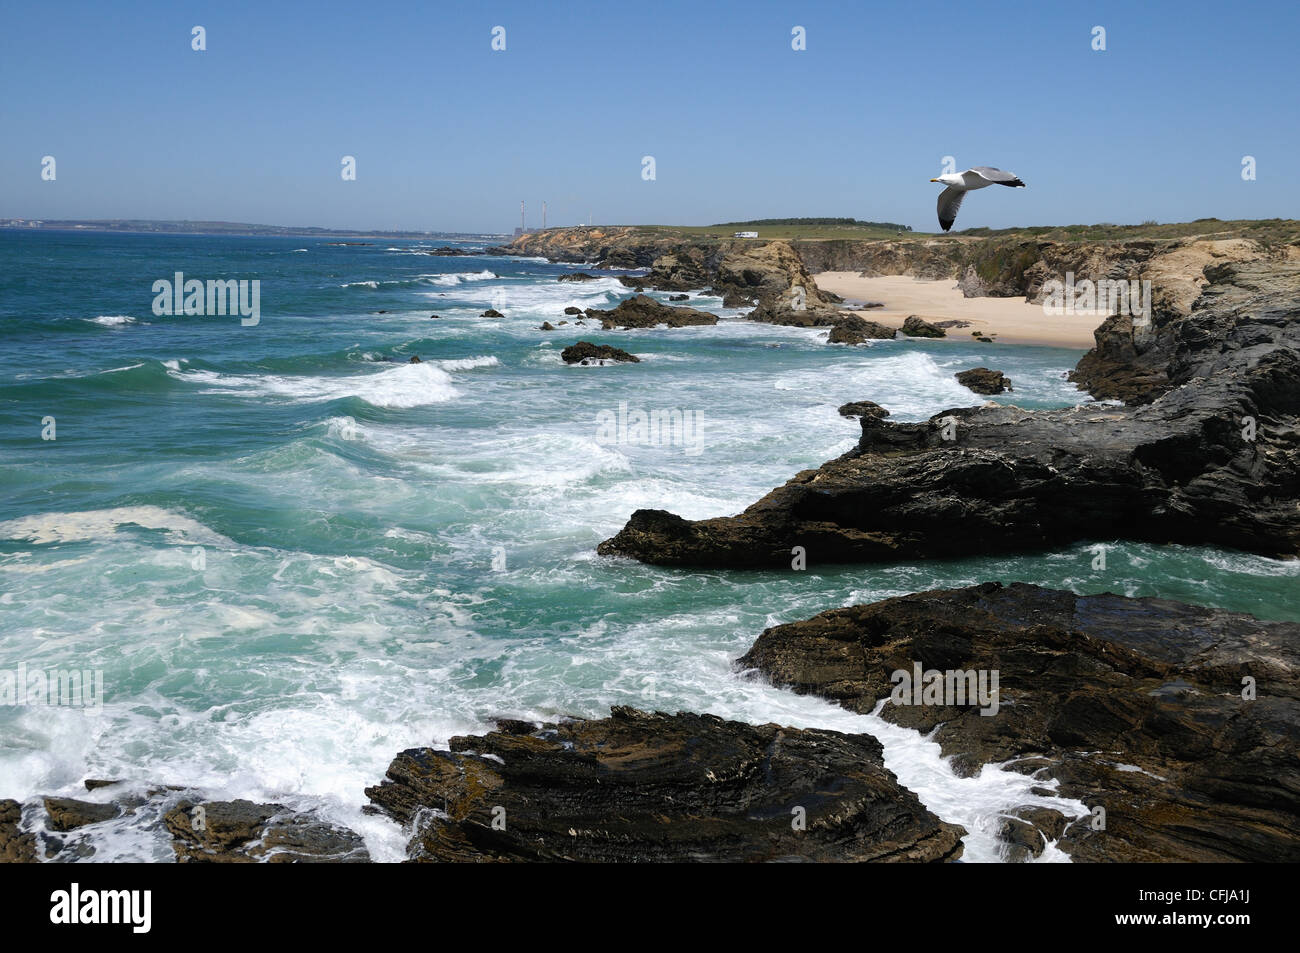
[969,166,1026,187]
[937,187,965,232]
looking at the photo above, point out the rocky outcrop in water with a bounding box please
[164,799,370,863]
[1,785,369,863]
[588,294,718,329]
[838,401,891,420]
[364,707,965,862]
[561,341,640,365]
[0,800,36,863]
[828,316,897,345]
[598,260,1300,565]
[737,581,1300,862]
[955,368,1012,394]
[900,315,945,338]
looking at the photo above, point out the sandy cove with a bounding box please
[814,272,1103,348]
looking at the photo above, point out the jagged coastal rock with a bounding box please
[560,341,641,365]
[955,367,1012,394]
[0,800,36,863]
[587,294,718,329]
[828,317,896,345]
[164,799,370,863]
[838,400,891,420]
[1,786,369,863]
[364,707,965,862]
[900,315,946,338]
[737,582,1300,862]
[598,260,1300,565]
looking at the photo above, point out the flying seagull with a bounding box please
[929,167,1025,231]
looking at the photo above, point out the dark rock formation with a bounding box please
[747,305,844,327]
[365,708,965,862]
[561,341,641,365]
[539,321,554,331]
[0,800,36,863]
[955,368,1012,394]
[408,355,421,364]
[838,401,891,420]
[163,799,369,863]
[737,582,1300,862]
[481,309,504,318]
[668,293,689,301]
[557,273,601,282]
[599,260,1300,565]
[424,246,481,256]
[563,306,583,315]
[828,315,897,345]
[900,315,946,338]
[588,294,718,329]
[44,797,121,831]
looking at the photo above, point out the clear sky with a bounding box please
[2,0,1296,233]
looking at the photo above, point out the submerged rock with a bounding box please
[955,367,1012,394]
[557,272,601,282]
[599,260,1300,565]
[737,582,1300,862]
[481,309,504,318]
[365,708,965,862]
[561,341,640,365]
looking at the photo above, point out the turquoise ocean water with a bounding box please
[2,229,1296,862]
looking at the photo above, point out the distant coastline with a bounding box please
[0,218,507,241]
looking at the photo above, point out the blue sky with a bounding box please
[2,0,1296,233]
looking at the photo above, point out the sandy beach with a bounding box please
[814,272,1104,349]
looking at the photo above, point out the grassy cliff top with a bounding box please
[559,218,1300,245]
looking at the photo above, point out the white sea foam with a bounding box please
[170,361,461,408]
[421,269,498,286]
[85,315,137,326]
[434,355,499,371]
[0,506,235,546]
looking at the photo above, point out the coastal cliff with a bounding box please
[598,258,1300,565]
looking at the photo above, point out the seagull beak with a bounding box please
[929,178,939,182]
